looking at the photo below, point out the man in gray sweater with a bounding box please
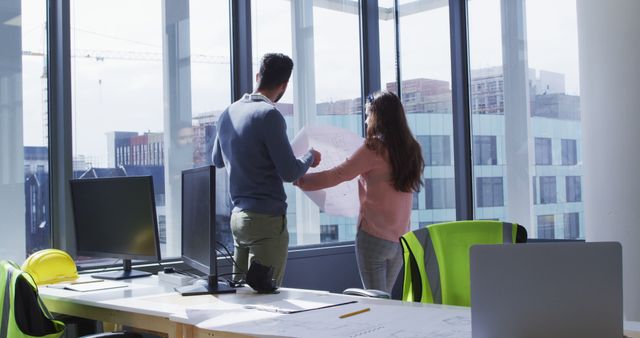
[212,53,320,286]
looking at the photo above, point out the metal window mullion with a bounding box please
[229,0,253,101]
[448,0,473,220]
[359,0,381,134]
[393,0,402,99]
[47,0,74,253]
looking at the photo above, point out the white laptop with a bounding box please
[470,242,622,338]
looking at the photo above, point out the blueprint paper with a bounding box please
[195,301,472,338]
[291,125,364,217]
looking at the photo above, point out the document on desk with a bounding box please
[194,302,472,338]
[243,299,357,314]
[47,280,128,292]
[291,125,364,217]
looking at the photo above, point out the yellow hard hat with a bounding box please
[22,249,79,285]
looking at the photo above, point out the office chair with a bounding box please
[399,220,527,307]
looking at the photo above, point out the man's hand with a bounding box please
[310,149,321,168]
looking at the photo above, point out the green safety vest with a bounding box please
[400,221,519,307]
[0,260,65,338]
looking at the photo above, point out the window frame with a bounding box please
[43,0,580,266]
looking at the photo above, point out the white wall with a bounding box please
[577,0,640,321]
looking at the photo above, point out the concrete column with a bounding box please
[0,0,26,262]
[162,0,193,257]
[291,0,320,245]
[577,0,640,321]
[500,0,534,231]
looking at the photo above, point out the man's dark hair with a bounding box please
[257,53,294,90]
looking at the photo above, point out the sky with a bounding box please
[17,0,580,166]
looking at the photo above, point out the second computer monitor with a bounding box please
[69,175,161,280]
[179,165,234,295]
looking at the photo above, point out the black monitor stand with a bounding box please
[91,259,152,280]
[177,275,236,296]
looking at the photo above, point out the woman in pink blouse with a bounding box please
[295,91,424,293]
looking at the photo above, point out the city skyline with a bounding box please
[19,0,580,149]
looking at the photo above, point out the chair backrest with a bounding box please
[400,220,526,306]
[0,260,65,338]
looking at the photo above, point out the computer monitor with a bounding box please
[69,176,161,280]
[176,165,235,296]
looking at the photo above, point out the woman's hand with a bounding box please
[293,176,307,190]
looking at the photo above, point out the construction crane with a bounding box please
[22,49,229,64]
[22,48,230,145]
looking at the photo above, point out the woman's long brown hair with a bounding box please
[365,91,425,192]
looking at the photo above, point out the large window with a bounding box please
[252,0,362,246]
[0,1,50,262]
[474,135,498,165]
[469,0,584,237]
[561,139,577,165]
[535,138,552,165]
[564,212,580,239]
[540,176,557,204]
[419,135,451,166]
[10,0,593,263]
[412,192,419,210]
[566,175,581,202]
[397,0,456,228]
[70,0,231,260]
[476,177,504,208]
[425,178,455,210]
[537,214,555,239]
[379,0,398,94]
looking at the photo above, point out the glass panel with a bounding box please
[379,0,398,94]
[540,176,557,204]
[469,0,584,238]
[561,138,577,165]
[537,214,555,239]
[565,176,581,202]
[425,178,455,210]
[1,1,51,261]
[476,177,504,208]
[474,135,498,165]
[418,135,451,166]
[534,137,552,165]
[70,0,231,263]
[397,0,456,228]
[563,212,580,239]
[252,0,362,245]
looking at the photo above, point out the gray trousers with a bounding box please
[355,228,403,294]
[230,211,289,286]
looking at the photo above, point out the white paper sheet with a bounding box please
[291,125,364,217]
[195,301,472,338]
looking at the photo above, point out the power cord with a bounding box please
[157,262,200,279]
[216,241,245,274]
[214,242,248,287]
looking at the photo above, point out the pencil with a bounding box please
[339,307,370,319]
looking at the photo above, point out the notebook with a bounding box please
[470,242,622,338]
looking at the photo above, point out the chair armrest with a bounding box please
[343,288,391,299]
[81,332,143,338]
